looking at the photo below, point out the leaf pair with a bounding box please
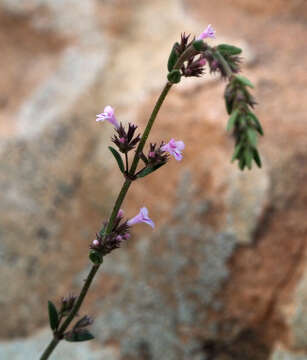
[48,301,95,342]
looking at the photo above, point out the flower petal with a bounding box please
[140,207,149,218]
[143,218,155,228]
[175,140,185,151]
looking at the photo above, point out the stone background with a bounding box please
[0,0,307,359]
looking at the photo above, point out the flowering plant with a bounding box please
[40,25,263,359]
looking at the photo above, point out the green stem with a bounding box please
[40,265,100,360]
[129,82,172,175]
[124,152,129,173]
[213,49,233,79]
[39,339,60,360]
[105,179,132,234]
[39,81,173,360]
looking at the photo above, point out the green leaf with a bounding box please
[193,40,207,51]
[217,44,242,55]
[167,43,179,72]
[235,75,254,88]
[252,148,262,168]
[167,69,181,84]
[65,330,95,342]
[248,112,263,135]
[231,143,243,162]
[137,163,166,178]
[247,128,258,147]
[239,156,246,171]
[108,146,124,173]
[89,250,103,265]
[244,148,253,170]
[98,226,106,238]
[227,109,240,132]
[48,301,59,331]
[224,85,235,115]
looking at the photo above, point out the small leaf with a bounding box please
[235,75,254,88]
[227,109,240,132]
[239,156,246,170]
[244,148,253,170]
[247,128,258,147]
[65,330,95,342]
[193,40,207,51]
[252,148,262,168]
[224,85,235,115]
[137,163,166,178]
[108,146,125,173]
[89,250,103,265]
[48,301,59,331]
[167,43,179,72]
[248,112,263,135]
[98,225,106,238]
[167,69,181,84]
[231,143,242,162]
[217,44,242,55]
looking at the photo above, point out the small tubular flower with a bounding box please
[197,24,216,40]
[96,105,120,129]
[161,139,185,161]
[127,207,155,229]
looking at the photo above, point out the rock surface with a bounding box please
[0,0,307,359]
[0,328,118,360]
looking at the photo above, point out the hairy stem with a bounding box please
[40,265,99,360]
[213,49,233,79]
[39,81,173,359]
[129,82,172,174]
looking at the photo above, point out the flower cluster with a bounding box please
[47,294,94,342]
[112,122,140,153]
[97,106,185,176]
[166,25,216,82]
[89,207,154,261]
[64,315,94,342]
[147,142,169,166]
[60,294,77,316]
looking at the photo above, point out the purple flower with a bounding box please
[161,139,185,161]
[96,105,120,129]
[198,58,206,66]
[127,207,155,229]
[92,239,99,247]
[197,24,216,40]
[117,209,124,218]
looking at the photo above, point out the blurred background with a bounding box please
[0,0,307,359]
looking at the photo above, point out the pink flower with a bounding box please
[96,105,120,129]
[161,139,185,161]
[92,239,99,247]
[197,24,216,40]
[198,58,206,66]
[117,209,124,218]
[127,207,155,229]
